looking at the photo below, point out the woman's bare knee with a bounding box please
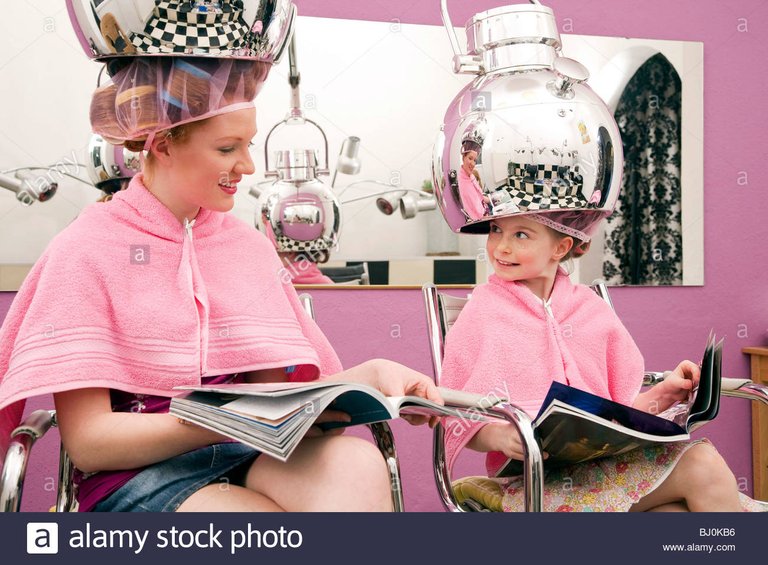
[246,435,392,511]
[176,484,284,512]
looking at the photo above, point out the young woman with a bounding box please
[0,57,440,512]
[457,141,490,220]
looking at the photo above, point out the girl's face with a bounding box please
[462,150,477,173]
[486,216,570,293]
[163,107,257,218]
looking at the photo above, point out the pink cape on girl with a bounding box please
[0,174,342,460]
[440,271,645,475]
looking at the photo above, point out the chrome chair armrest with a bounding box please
[11,409,54,439]
[437,387,504,409]
[644,371,768,409]
[1,410,55,512]
[721,380,768,406]
[433,403,543,512]
[56,445,78,513]
[643,371,668,386]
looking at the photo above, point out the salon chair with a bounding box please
[422,282,768,512]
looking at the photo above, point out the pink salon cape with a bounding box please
[0,174,342,459]
[440,270,644,475]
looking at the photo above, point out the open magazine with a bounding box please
[170,381,490,462]
[495,333,723,477]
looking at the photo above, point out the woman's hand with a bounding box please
[325,359,443,426]
[303,409,351,438]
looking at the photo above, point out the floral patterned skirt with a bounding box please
[452,440,766,512]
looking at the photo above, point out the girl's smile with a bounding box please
[494,258,519,268]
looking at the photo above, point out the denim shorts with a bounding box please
[92,443,259,512]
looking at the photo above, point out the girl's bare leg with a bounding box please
[630,443,740,512]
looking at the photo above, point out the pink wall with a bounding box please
[3,0,767,511]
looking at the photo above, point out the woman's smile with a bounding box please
[219,178,241,195]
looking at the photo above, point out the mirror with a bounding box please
[0,10,702,289]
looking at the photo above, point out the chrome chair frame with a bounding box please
[423,281,768,512]
[423,284,544,512]
[1,410,77,512]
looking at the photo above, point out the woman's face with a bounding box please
[165,107,257,216]
[462,150,477,173]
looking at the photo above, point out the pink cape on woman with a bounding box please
[0,174,342,460]
[440,270,645,475]
[457,167,487,220]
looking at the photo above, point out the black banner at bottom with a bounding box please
[2,512,762,564]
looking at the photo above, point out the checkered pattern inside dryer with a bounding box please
[508,162,581,181]
[132,9,249,52]
[508,177,584,198]
[275,235,333,253]
[155,1,242,25]
[506,191,589,212]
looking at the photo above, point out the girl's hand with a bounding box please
[490,423,525,460]
[471,423,524,460]
[468,423,548,461]
[369,359,443,427]
[634,360,701,415]
[657,360,700,405]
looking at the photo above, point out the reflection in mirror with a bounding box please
[0,12,702,288]
[604,53,682,285]
[571,38,703,286]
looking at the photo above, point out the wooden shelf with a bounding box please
[743,347,768,501]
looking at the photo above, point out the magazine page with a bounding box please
[539,382,687,437]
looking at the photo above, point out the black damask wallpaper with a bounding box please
[603,53,683,285]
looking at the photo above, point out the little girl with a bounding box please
[440,209,757,512]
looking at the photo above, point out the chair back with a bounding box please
[422,284,469,387]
